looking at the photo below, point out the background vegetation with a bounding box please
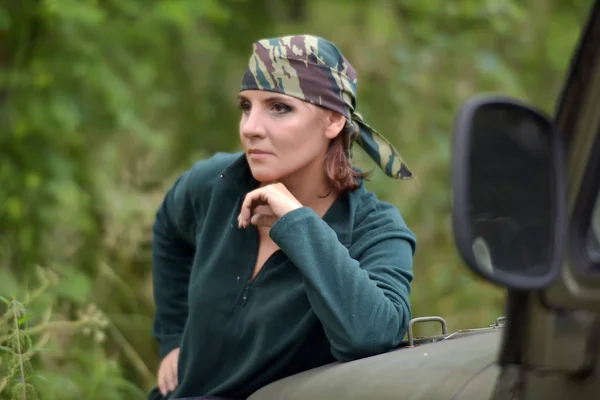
[0,0,592,398]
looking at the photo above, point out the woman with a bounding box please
[149,34,416,400]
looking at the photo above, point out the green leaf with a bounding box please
[29,347,52,353]
[34,374,49,382]
[0,273,20,301]
[51,269,92,304]
[0,345,14,354]
[0,295,9,304]
[18,314,32,326]
[0,8,11,31]
[4,197,22,220]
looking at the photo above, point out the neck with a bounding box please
[264,158,338,214]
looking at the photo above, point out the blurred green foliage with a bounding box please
[0,0,592,398]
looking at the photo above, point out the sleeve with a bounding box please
[269,206,415,362]
[151,168,199,359]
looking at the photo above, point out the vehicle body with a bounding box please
[248,321,504,399]
[247,1,600,399]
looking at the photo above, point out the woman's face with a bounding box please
[238,90,345,183]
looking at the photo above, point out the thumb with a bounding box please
[250,212,278,227]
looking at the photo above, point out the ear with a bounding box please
[324,111,347,139]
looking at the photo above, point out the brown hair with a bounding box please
[324,131,371,194]
[307,102,371,195]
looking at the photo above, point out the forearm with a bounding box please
[151,175,196,358]
[152,228,193,357]
[270,207,414,361]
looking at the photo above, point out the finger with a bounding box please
[165,361,176,392]
[239,192,257,227]
[169,357,178,390]
[172,355,179,386]
[239,190,269,228]
[244,196,269,221]
[158,368,167,396]
[250,212,278,227]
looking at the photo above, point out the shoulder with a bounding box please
[176,151,242,196]
[186,151,242,184]
[348,186,416,253]
[154,152,241,243]
[167,152,242,212]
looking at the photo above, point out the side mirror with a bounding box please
[451,95,566,290]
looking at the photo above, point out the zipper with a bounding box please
[237,250,283,307]
[234,208,285,307]
[239,282,252,306]
[233,201,258,308]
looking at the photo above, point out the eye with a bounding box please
[239,101,251,113]
[271,103,291,114]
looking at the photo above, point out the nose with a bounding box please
[240,107,267,139]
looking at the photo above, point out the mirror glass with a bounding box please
[586,194,600,263]
[465,103,555,279]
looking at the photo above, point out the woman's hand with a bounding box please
[238,183,303,228]
[158,347,180,396]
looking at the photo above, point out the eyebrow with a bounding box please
[237,94,290,103]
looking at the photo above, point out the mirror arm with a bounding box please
[497,289,531,366]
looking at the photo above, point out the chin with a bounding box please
[249,168,284,183]
[247,162,289,183]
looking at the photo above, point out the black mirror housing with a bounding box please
[451,95,567,290]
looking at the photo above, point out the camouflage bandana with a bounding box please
[240,34,413,180]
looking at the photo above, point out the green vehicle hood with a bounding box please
[248,329,502,400]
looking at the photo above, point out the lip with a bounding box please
[248,149,272,159]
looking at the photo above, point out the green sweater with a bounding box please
[149,152,416,399]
